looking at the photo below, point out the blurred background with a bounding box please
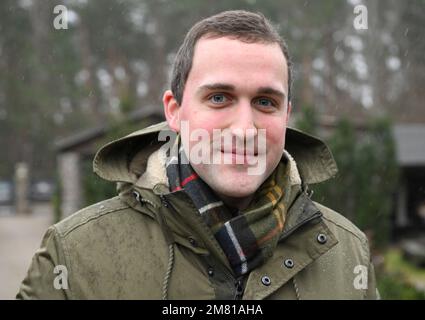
[0,0,424,299]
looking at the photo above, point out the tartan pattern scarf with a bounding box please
[166,135,292,277]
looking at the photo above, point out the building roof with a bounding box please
[54,107,164,153]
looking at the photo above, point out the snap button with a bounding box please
[284,258,294,269]
[261,276,271,286]
[317,233,327,244]
[188,237,198,247]
[207,267,214,277]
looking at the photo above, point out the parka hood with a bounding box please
[93,121,338,187]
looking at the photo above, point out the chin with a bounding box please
[193,163,267,198]
[209,175,263,198]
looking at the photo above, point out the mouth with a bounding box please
[218,149,261,165]
[220,147,259,157]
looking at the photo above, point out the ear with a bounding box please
[286,101,292,125]
[163,90,181,132]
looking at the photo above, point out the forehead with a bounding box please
[187,36,288,92]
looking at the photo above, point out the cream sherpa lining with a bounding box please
[135,146,169,189]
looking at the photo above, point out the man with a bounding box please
[17,10,379,299]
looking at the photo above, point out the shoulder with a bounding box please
[314,201,370,250]
[54,196,131,238]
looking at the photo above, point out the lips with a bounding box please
[217,135,260,155]
[220,148,258,156]
[218,149,260,166]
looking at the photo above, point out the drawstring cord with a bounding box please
[133,190,176,300]
[157,196,176,300]
[292,276,300,300]
[162,244,175,300]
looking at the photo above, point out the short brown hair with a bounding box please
[170,10,293,105]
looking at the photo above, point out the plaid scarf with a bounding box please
[166,135,292,277]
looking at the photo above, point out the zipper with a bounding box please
[234,278,244,300]
[159,194,169,208]
[161,192,245,300]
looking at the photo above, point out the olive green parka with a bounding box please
[17,122,379,300]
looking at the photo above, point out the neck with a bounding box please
[217,193,254,212]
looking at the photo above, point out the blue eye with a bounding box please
[256,98,274,107]
[209,94,228,104]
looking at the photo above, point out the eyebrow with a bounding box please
[197,83,286,100]
[257,86,286,100]
[197,83,235,93]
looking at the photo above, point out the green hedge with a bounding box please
[295,107,399,249]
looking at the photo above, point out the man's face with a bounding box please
[164,36,291,204]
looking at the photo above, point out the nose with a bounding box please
[229,99,258,139]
